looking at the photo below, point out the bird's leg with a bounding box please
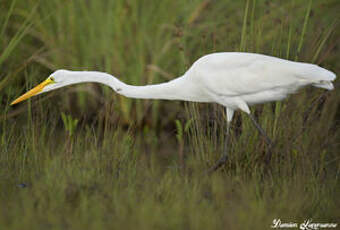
[207,121,231,173]
[248,113,274,163]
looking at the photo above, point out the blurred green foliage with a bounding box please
[61,112,79,137]
[0,0,339,229]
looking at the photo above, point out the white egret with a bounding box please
[11,52,336,171]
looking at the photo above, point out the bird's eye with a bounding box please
[50,77,55,82]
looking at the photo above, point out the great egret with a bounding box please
[11,52,336,171]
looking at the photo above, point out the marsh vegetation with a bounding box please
[1,0,339,229]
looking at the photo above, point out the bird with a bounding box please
[11,52,336,171]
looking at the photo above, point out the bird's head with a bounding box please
[10,69,72,105]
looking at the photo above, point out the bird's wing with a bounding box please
[191,52,314,97]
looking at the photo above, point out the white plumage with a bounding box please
[12,52,336,123]
[182,52,336,121]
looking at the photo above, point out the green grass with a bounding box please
[1,0,339,229]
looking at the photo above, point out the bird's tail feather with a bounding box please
[297,63,336,80]
[297,63,336,90]
[312,81,334,90]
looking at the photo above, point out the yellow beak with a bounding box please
[11,78,54,105]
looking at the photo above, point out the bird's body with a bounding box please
[178,52,336,120]
[10,52,336,171]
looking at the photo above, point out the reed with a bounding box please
[0,0,339,229]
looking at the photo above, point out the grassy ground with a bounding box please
[1,0,339,229]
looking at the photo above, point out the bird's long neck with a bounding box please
[67,71,204,102]
[120,78,194,100]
